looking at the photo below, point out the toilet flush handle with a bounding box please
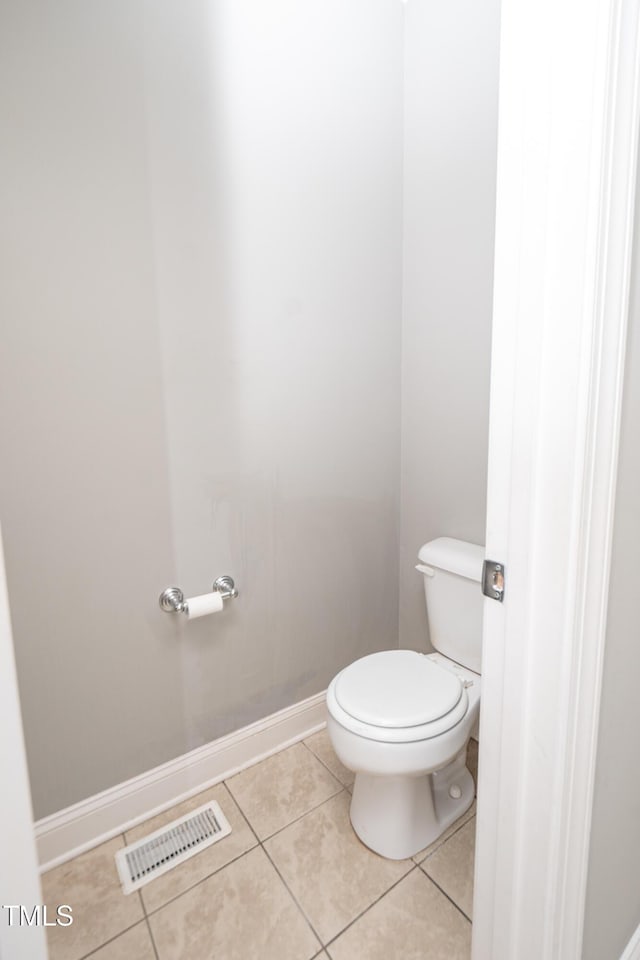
[415,564,435,577]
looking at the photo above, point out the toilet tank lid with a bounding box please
[418,538,485,582]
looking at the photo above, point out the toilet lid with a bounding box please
[333,650,463,729]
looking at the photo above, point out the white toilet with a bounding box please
[326,537,484,860]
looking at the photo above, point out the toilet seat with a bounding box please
[327,650,469,744]
[335,650,462,727]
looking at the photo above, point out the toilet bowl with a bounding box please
[326,538,484,860]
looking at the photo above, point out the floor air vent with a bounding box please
[116,801,232,894]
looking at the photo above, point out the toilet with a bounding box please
[326,537,484,860]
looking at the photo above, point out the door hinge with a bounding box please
[482,560,505,602]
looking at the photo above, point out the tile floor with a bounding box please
[42,731,479,960]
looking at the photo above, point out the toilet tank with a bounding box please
[417,538,485,674]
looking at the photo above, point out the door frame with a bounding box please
[0,522,48,960]
[473,0,640,957]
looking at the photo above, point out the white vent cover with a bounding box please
[115,801,232,894]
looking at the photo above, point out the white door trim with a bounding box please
[0,523,48,959]
[473,1,640,958]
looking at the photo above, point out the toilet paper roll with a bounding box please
[185,592,224,620]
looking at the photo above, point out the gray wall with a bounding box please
[0,0,403,819]
[0,0,499,820]
[398,0,500,650]
[582,161,640,960]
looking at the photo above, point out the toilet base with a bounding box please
[349,747,474,860]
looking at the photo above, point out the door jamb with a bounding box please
[472,1,640,957]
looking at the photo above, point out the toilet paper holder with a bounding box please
[159,576,238,614]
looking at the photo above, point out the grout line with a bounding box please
[258,786,346,844]
[129,786,348,925]
[76,919,149,960]
[145,914,161,960]
[143,844,259,919]
[220,780,261,845]
[414,809,476,865]
[418,863,473,924]
[240,781,420,952]
[74,788,472,959]
[133,781,264,919]
[300,736,354,791]
[138,788,344,928]
[224,758,343,841]
[260,841,324,952]
[223,762,345,846]
[78,746,476,956]
[136,789,422,942]
[323,863,419,949]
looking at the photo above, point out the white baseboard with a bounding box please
[35,691,327,872]
[620,923,640,960]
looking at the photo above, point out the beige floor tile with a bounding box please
[264,791,413,943]
[226,741,342,839]
[304,728,355,788]
[327,868,471,960]
[413,800,476,864]
[124,781,258,913]
[149,845,319,960]
[88,921,156,960]
[422,817,476,919]
[42,836,144,960]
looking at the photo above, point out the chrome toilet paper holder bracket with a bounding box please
[159,576,238,614]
